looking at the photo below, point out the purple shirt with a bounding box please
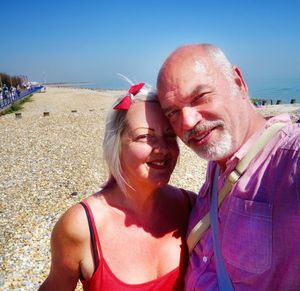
[185,114,300,290]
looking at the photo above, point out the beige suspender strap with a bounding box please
[229,122,286,184]
[187,122,286,253]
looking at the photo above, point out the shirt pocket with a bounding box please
[221,196,272,274]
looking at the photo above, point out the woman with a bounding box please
[39,82,195,290]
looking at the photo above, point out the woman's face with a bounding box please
[120,101,179,190]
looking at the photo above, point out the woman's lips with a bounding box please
[146,160,167,169]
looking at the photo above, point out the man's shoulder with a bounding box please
[278,122,300,152]
[263,122,300,178]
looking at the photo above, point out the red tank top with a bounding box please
[80,196,191,291]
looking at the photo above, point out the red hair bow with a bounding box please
[113,82,145,110]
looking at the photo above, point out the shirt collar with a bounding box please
[222,113,291,177]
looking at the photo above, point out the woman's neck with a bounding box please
[105,183,162,222]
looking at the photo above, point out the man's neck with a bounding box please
[217,113,267,172]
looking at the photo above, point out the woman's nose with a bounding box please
[152,136,169,153]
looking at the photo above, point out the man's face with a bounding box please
[157,52,247,162]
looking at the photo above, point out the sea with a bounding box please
[247,78,300,104]
[62,77,300,105]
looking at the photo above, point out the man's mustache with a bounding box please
[183,120,225,143]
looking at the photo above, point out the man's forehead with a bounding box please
[158,54,213,102]
[163,57,208,83]
[194,60,207,75]
[163,83,211,101]
[159,88,188,111]
[164,87,179,100]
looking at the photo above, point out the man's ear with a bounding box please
[232,65,248,96]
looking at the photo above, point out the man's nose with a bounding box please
[181,107,202,131]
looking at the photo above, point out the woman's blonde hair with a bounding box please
[102,79,158,193]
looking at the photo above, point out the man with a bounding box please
[157,44,300,290]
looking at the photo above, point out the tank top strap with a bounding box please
[80,201,103,271]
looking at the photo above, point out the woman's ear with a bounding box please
[232,65,248,96]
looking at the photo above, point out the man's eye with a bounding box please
[192,93,210,104]
[167,110,179,121]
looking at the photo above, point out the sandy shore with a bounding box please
[0,87,299,290]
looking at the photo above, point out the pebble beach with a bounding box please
[0,87,299,290]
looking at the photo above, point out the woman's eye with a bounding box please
[137,134,147,140]
[136,134,152,142]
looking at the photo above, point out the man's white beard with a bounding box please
[194,128,233,161]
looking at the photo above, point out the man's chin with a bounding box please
[191,146,214,160]
[192,144,233,161]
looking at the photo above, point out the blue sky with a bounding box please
[1,0,300,97]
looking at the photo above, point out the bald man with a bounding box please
[157,44,300,290]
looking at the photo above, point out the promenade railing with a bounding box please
[0,86,44,111]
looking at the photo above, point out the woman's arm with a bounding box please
[39,205,88,291]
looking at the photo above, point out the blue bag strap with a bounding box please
[209,166,234,291]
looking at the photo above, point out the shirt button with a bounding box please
[202,256,208,263]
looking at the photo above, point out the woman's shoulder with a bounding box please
[52,202,90,244]
[163,185,197,207]
[51,192,112,248]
